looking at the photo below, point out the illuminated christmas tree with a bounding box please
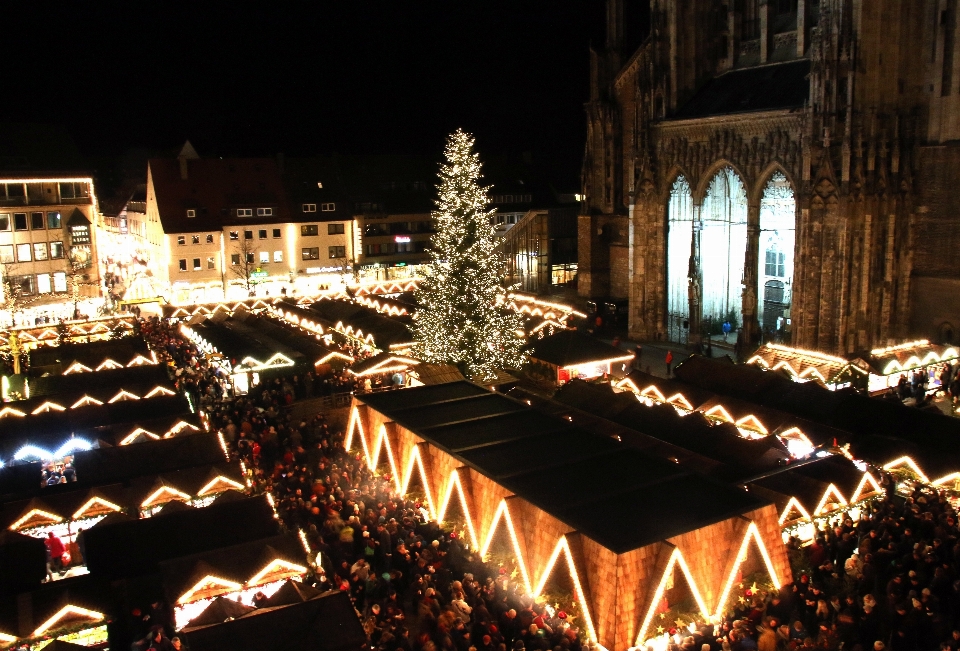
[413,130,527,381]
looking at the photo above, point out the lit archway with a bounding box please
[666,176,694,343]
[758,172,796,342]
[701,167,748,333]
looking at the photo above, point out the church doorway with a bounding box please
[700,166,748,336]
[666,176,694,344]
[758,172,796,343]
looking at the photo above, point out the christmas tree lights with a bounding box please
[413,130,527,381]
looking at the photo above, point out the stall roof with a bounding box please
[29,337,152,373]
[674,355,960,479]
[179,589,371,651]
[359,382,765,554]
[854,340,960,376]
[526,330,632,368]
[188,319,291,365]
[80,495,279,579]
[305,299,414,350]
[232,312,349,366]
[21,365,175,401]
[745,343,855,384]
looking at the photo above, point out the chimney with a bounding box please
[179,156,189,180]
[177,140,200,181]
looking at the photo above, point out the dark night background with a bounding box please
[1,2,606,190]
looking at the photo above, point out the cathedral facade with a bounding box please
[580,0,960,353]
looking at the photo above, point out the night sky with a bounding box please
[3,2,605,188]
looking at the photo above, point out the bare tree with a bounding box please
[65,260,100,319]
[0,261,38,323]
[230,236,260,296]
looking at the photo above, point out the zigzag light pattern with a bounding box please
[348,405,786,647]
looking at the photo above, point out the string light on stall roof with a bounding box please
[71,395,103,408]
[882,456,931,484]
[247,559,307,586]
[177,575,244,604]
[31,401,66,414]
[33,605,105,637]
[197,475,245,496]
[10,508,63,530]
[72,496,122,520]
[871,340,930,356]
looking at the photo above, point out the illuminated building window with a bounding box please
[33,242,48,260]
[302,247,320,260]
[206,234,214,244]
[37,273,51,294]
[301,224,319,236]
[207,257,216,270]
[273,250,282,262]
[179,259,187,272]
[0,245,12,263]
[16,243,31,262]
[53,272,66,292]
[328,246,346,259]
[47,211,61,228]
[177,236,185,245]
[229,230,239,240]
[259,251,269,264]
[50,241,64,259]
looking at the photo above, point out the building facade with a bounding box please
[500,206,579,293]
[0,173,102,321]
[581,0,960,353]
[144,145,356,304]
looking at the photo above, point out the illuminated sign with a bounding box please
[394,236,411,243]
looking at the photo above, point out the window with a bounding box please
[206,234,214,244]
[302,203,317,212]
[231,254,240,265]
[31,212,44,230]
[259,229,267,239]
[302,247,320,260]
[237,208,253,217]
[37,273,51,294]
[273,250,282,262]
[244,230,253,239]
[321,203,336,211]
[177,236,185,245]
[207,256,216,270]
[256,207,273,217]
[58,182,88,200]
[229,231,239,240]
[16,243,31,262]
[14,213,27,231]
[259,251,269,263]
[0,245,12,263]
[328,245,346,259]
[33,243,48,261]
[272,228,281,238]
[0,214,8,231]
[187,209,196,218]
[53,272,66,293]
[50,242,64,259]
[765,249,786,277]
[327,223,345,235]
[301,224,319,236]
[193,258,201,271]
[246,252,254,264]
[16,275,35,295]
[179,259,187,272]
[192,235,200,245]
[47,212,61,229]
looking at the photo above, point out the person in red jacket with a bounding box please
[45,531,65,576]
[665,350,674,377]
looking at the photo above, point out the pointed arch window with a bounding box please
[666,176,694,342]
[758,172,796,340]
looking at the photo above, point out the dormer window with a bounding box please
[237,208,253,217]
[302,203,317,213]
[321,203,336,212]
[257,207,273,217]
[186,209,196,218]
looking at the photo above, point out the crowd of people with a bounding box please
[686,484,960,651]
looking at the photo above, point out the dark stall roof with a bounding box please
[180,590,367,651]
[0,530,47,596]
[81,495,279,579]
[233,312,347,365]
[189,320,279,364]
[674,356,960,479]
[305,299,414,349]
[672,59,810,119]
[22,365,175,401]
[28,337,151,371]
[72,433,225,487]
[359,382,765,553]
[185,597,256,629]
[527,330,632,368]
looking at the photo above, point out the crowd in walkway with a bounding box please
[138,317,586,651]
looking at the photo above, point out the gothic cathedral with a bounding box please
[580,0,960,354]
